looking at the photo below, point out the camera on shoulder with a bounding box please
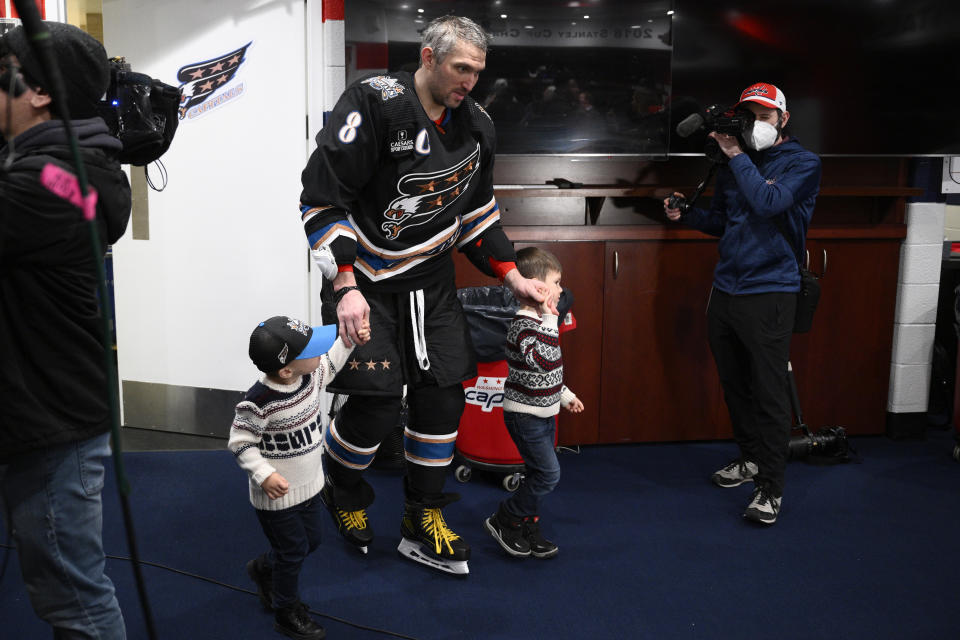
[675,103,756,163]
[97,57,181,167]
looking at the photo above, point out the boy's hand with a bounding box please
[540,288,560,316]
[261,472,289,500]
[565,397,584,414]
[356,320,371,345]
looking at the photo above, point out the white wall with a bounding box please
[103,0,314,393]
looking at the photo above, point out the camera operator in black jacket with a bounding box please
[0,23,131,638]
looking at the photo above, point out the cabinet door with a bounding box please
[452,242,605,445]
[599,241,729,442]
[788,238,900,435]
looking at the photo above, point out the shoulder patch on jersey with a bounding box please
[361,75,406,101]
[473,102,492,123]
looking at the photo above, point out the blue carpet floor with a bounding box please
[2,430,958,639]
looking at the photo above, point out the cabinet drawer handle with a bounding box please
[614,250,619,279]
[822,248,828,277]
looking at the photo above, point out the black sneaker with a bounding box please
[743,486,781,525]
[246,556,273,610]
[522,516,558,559]
[711,458,758,488]
[484,505,531,557]
[320,483,373,550]
[274,601,326,640]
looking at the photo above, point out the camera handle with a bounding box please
[667,160,720,214]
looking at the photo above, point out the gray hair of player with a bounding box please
[420,15,490,65]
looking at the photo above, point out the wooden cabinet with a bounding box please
[450,156,919,445]
[789,235,902,436]
[599,240,728,442]
[455,229,905,445]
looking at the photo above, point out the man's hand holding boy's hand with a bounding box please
[356,320,371,345]
[262,472,290,500]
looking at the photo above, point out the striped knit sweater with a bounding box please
[228,339,351,511]
[502,310,576,418]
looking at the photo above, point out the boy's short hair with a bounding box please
[515,246,562,281]
[248,316,337,373]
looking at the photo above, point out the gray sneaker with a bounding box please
[743,487,781,525]
[711,459,758,488]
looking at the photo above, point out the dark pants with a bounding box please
[707,288,795,497]
[326,384,466,509]
[502,411,561,517]
[255,495,323,610]
[323,278,473,511]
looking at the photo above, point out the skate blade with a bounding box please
[397,538,469,575]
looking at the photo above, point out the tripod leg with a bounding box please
[787,361,809,435]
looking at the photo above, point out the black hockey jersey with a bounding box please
[299,70,515,293]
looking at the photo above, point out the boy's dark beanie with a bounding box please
[0,22,109,119]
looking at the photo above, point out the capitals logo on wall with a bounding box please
[177,43,251,120]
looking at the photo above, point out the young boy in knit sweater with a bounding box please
[229,315,368,640]
[484,247,583,559]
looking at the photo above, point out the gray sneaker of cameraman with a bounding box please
[711,459,758,488]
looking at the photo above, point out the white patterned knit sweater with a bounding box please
[228,339,351,511]
[502,310,576,418]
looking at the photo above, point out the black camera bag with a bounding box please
[794,267,821,333]
[774,215,820,334]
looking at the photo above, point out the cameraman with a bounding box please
[0,23,130,637]
[663,82,821,525]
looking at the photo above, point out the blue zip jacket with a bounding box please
[682,138,821,294]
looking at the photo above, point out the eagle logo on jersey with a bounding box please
[381,144,480,240]
[361,75,405,101]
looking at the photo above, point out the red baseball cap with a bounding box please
[735,82,786,112]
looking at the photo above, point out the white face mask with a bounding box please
[746,120,779,151]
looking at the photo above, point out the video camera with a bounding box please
[97,57,181,167]
[788,426,852,463]
[676,103,755,139]
[674,103,756,167]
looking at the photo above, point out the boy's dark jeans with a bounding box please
[502,411,561,517]
[255,494,323,609]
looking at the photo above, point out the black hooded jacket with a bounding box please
[0,117,131,461]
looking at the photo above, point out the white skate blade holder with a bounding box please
[397,538,469,575]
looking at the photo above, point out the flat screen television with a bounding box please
[670,0,960,156]
[345,0,675,157]
[345,0,959,157]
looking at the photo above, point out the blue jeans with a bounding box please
[255,494,323,610]
[502,411,561,517]
[0,432,126,639]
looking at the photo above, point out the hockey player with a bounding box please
[299,15,545,574]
